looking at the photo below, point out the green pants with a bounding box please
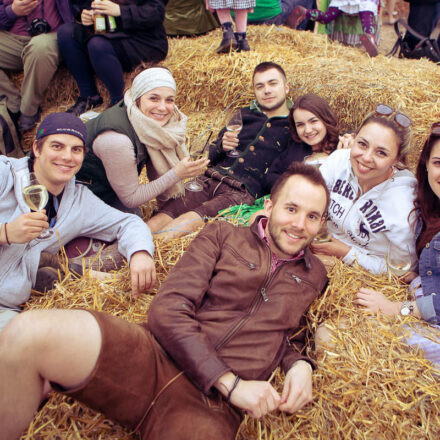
[0,31,60,116]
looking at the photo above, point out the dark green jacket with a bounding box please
[76,101,147,206]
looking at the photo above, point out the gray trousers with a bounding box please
[0,31,60,116]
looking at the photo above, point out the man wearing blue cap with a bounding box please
[0,112,156,330]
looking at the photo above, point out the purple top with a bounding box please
[0,0,73,35]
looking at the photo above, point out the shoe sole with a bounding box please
[286,8,306,29]
[216,41,239,54]
[361,35,379,57]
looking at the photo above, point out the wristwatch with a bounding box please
[400,301,414,316]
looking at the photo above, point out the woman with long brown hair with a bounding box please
[352,123,440,366]
[265,93,339,189]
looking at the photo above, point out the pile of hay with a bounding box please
[18,25,440,439]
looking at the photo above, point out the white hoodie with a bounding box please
[319,149,417,274]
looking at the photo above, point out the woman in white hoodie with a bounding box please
[311,105,417,275]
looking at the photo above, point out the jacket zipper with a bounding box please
[214,244,273,352]
[214,235,317,352]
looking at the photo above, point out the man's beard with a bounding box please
[258,97,286,113]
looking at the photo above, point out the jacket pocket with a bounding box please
[224,244,259,271]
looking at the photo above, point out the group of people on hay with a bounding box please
[2,0,439,135]
[0,60,439,439]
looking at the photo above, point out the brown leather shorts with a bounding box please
[54,311,242,440]
[159,171,255,220]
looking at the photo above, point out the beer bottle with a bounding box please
[94,0,106,33]
[106,15,117,32]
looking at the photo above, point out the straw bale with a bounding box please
[16,26,440,439]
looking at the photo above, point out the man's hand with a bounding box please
[310,236,350,258]
[221,131,239,152]
[129,251,156,298]
[81,9,94,26]
[11,0,38,16]
[279,360,313,414]
[4,211,49,244]
[91,0,121,17]
[215,372,280,418]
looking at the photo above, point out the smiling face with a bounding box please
[253,68,289,117]
[33,134,85,195]
[427,140,440,200]
[264,175,326,259]
[350,122,400,193]
[138,87,176,126]
[293,108,327,151]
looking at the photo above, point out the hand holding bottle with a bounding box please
[91,0,121,17]
[81,9,94,26]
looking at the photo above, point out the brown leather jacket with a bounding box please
[148,219,328,394]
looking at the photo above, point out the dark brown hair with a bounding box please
[252,62,287,83]
[415,131,440,255]
[356,112,412,169]
[270,162,330,215]
[288,94,339,154]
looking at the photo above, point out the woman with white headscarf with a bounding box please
[76,67,209,212]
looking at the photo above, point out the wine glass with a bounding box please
[387,244,411,277]
[184,153,204,192]
[21,172,53,239]
[226,110,243,158]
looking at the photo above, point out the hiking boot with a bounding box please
[286,5,307,29]
[235,32,250,52]
[66,95,103,116]
[34,266,59,292]
[216,22,238,54]
[19,107,41,132]
[361,33,379,57]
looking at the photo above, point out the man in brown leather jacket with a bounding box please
[0,162,329,440]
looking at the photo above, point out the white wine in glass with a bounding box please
[387,244,411,277]
[226,110,243,158]
[22,184,49,212]
[21,172,53,239]
[184,153,204,192]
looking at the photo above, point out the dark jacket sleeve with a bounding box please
[208,127,227,166]
[148,222,231,394]
[0,0,17,30]
[120,0,166,31]
[264,140,312,192]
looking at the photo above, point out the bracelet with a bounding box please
[3,223,10,245]
[226,375,241,404]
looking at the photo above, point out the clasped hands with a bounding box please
[216,360,313,418]
[81,0,121,26]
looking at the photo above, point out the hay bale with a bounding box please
[18,26,440,439]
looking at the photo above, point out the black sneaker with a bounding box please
[67,95,103,116]
[235,33,250,52]
[19,107,41,132]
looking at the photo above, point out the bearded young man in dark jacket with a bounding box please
[0,162,328,440]
[147,61,311,241]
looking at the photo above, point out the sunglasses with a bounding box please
[375,104,412,128]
